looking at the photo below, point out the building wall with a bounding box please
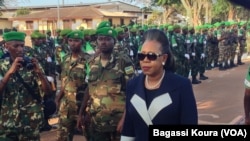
[0,19,12,29]
[10,17,135,35]
[103,17,132,27]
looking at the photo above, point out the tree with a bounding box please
[0,0,28,16]
[16,7,30,16]
[180,0,213,27]
[153,0,182,24]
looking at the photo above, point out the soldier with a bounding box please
[216,22,228,70]
[114,27,125,54]
[170,25,186,77]
[55,30,90,141]
[237,21,247,65]
[0,40,9,59]
[197,26,209,80]
[182,26,191,78]
[228,21,238,68]
[77,21,136,141]
[55,29,72,77]
[206,24,215,70]
[0,31,51,140]
[83,29,96,56]
[189,27,201,84]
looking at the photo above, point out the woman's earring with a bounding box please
[162,62,165,66]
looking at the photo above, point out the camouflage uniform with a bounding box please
[189,30,201,84]
[210,29,219,68]
[171,31,186,77]
[217,26,228,70]
[238,26,247,65]
[56,52,90,141]
[0,58,45,141]
[197,30,209,79]
[85,52,135,141]
[228,27,238,67]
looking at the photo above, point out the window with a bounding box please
[120,18,124,25]
[108,18,112,26]
[26,21,33,30]
[63,20,71,29]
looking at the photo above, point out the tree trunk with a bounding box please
[228,4,234,21]
[181,0,193,26]
[164,6,175,24]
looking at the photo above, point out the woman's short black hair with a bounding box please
[142,29,176,72]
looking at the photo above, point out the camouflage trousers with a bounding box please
[0,109,43,141]
[238,41,247,60]
[175,57,189,78]
[218,45,228,64]
[190,57,200,77]
[229,43,238,62]
[85,124,121,141]
[56,92,78,141]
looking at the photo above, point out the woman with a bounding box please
[121,29,198,141]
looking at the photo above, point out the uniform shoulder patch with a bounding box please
[125,66,134,75]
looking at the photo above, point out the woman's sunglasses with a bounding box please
[137,52,162,61]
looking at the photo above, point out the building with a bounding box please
[1,1,142,35]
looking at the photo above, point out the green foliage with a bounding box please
[154,0,181,6]
[212,0,230,21]
[16,7,30,16]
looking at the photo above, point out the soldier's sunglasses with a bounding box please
[137,52,162,61]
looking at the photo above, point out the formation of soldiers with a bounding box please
[0,20,249,86]
[0,21,249,85]
[0,21,249,133]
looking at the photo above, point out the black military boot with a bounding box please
[206,64,212,70]
[218,64,226,71]
[192,76,201,84]
[237,59,245,65]
[213,62,219,68]
[200,73,208,80]
[230,60,237,68]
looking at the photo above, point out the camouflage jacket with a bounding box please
[61,52,91,93]
[87,52,135,128]
[0,58,44,129]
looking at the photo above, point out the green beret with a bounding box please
[130,28,137,33]
[83,29,90,36]
[31,31,43,39]
[96,27,117,38]
[213,22,221,27]
[89,29,96,36]
[3,31,26,42]
[168,26,174,31]
[182,26,188,30]
[56,29,61,33]
[46,30,51,34]
[60,29,72,37]
[159,25,164,30]
[188,27,194,31]
[34,29,39,33]
[97,21,111,29]
[225,21,231,26]
[115,27,124,35]
[173,25,181,30]
[40,34,46,38]
[96,21,117,38]
[67,30,84,39]
[239,21,247,26]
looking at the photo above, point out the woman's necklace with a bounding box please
[146,70,165,89]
